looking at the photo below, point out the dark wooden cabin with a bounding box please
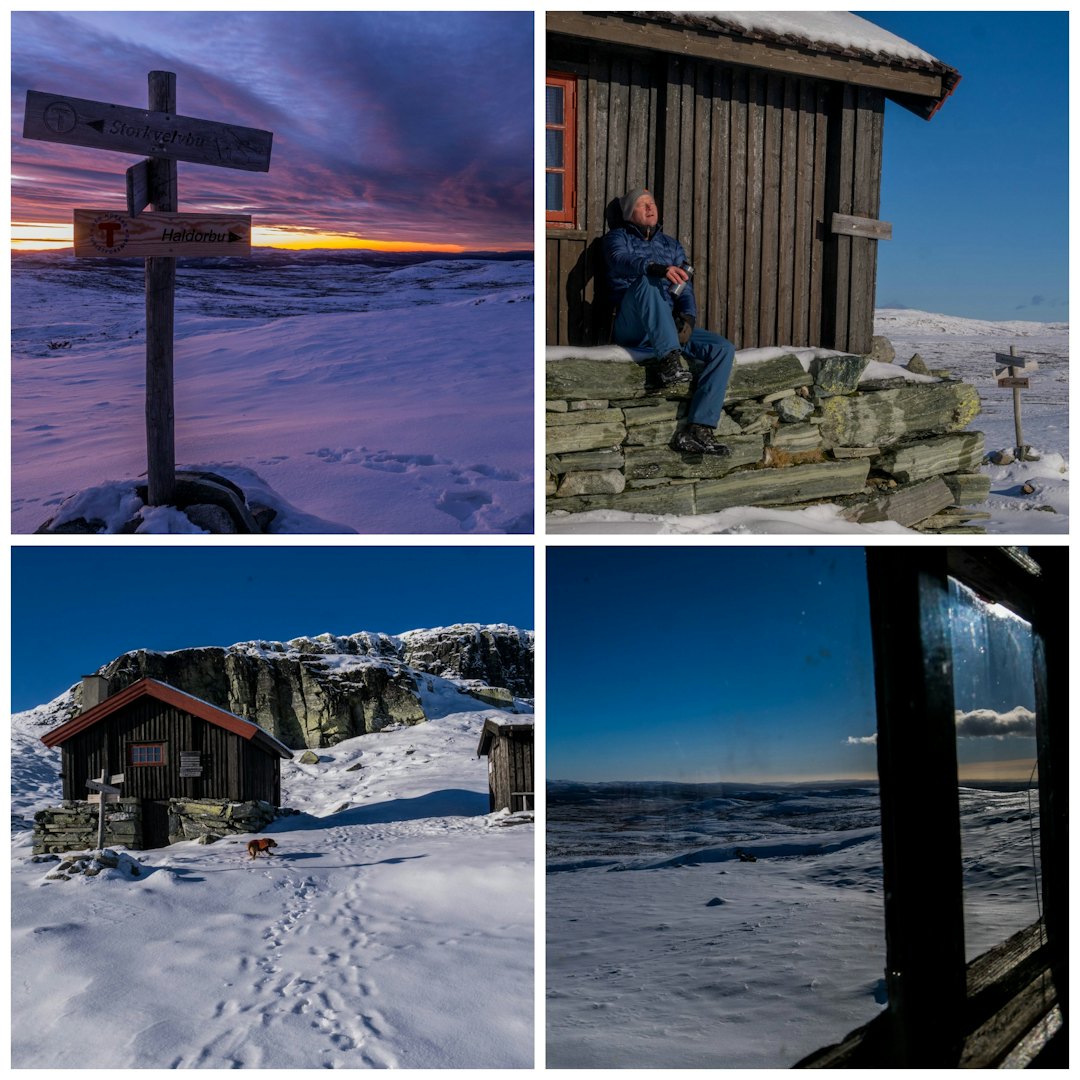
[477,717,534,813]
[42,677,291,848]
[546,12,960,353]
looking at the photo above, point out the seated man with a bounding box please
[603,187,736,455]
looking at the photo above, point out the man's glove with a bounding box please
[675,313,694,346]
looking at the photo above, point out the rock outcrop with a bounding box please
[35,625,533,750]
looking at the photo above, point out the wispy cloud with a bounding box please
[845,734,877,746]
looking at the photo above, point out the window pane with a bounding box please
[947,577,1042,960]
[545,130,564,169]
[546,173,563,213]
[547,547,884,1068]
[546,84,564,125]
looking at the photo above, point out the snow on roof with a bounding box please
[643,11,946,70]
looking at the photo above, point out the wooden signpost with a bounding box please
[23,74,273,507]
[994,346,1038,460]
[86,771,125,849]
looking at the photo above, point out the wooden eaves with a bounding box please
[41,676,293,759]
[547,11,960,119]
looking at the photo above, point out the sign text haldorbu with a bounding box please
[74,209,252,258]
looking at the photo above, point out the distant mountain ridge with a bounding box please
[16,624,534,750]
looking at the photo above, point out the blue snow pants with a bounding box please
[611,275,736,428]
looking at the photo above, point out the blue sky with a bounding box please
[11,547,534,712]
[547,547,880,783]
[856,11,1068,321]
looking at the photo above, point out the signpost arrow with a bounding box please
[86,769,123,848]
[24,90,273,171]
[74,209,252,258]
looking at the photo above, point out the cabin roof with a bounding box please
[41,677,293,759]
[548,11,961,119]
[476,715,535,757]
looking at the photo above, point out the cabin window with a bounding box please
[546,72,576,226]
[129,742,166,766]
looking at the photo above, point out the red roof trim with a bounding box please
[42,678,291,758]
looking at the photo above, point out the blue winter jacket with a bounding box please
[602,221,696,323]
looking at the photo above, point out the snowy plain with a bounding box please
[11,668,534,1069]
[11,250,534,534]
[548,308,1068,535]
[546,779,1042,1069]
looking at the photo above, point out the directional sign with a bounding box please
[110,773,126,785]
[996,377,1030,389]
[995,360,1038,377]
[86,779,122,795]
[87,792,121,805]
[126,159,152,216]
[24,90,273,172]
[74,209,251,258]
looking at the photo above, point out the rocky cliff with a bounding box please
[34,624,533,750]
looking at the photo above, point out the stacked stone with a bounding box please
[32,799,142,854]
[168,798,277,844]
[546,339,991,532]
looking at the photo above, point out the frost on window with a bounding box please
[947,577,1042,960]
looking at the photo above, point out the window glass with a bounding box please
[546,84,563,125]
[947,577,1042,959]
[547,547,884,1068]
[545,130,564,169]
[130,743,164,766]
[545,174,563,213]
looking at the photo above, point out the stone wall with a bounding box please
[33,799,142,854]
[32,797,278,853]
[546,341,991,532]
[168,798,277,844]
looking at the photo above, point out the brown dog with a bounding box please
[247,837,279,860]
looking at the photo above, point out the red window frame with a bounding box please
[546,72,577,227]
[129,742,166,767]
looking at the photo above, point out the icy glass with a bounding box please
[947,576,1042,960]
[546,130,564,169]
[546,173,562,213]
[546,85,563,125]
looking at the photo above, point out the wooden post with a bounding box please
[95,768,108,850]
[145,71,178,506]
[1008,345,1025,461]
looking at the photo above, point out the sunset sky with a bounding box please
[11,11,533,252]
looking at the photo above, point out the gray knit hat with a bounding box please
[619,187,650,222]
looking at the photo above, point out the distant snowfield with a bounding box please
[546,781,1041,1068]
[11,251,534,534]
[548,309,1068,536]
[11,675,534,1069]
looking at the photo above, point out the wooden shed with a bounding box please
[477,717,534,813]
[546,12,960,353]
[41,677,291,848]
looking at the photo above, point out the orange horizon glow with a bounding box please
[10,222,529,254]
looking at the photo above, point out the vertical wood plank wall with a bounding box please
[488,733,534,812]
[61,698,280,806]
[547,39,885,353]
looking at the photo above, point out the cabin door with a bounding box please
[141,799,171,848]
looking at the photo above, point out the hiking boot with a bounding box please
[671,423,731,456]
[655,349,692,387]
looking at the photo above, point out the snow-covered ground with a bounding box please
[548,309,1068,535]
[11,674,534,1069]
[546,780,1041,1068]
[11,250,534,534]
